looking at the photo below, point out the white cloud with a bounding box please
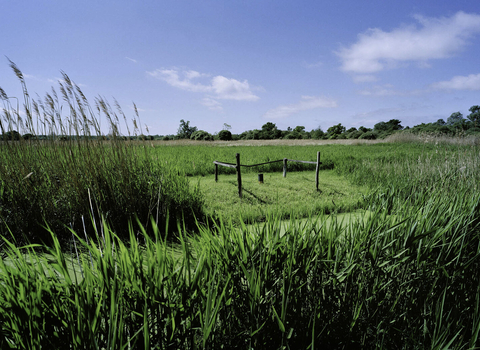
[211,76,259,101]
[148,69,211,93]
[338,11,480,74]
[201,97,223,111]
[431,73,480,90]
[148,68,260,108]
[126,57,137,63]
[358,84,424,97]
[263,96,337,119]
[358,84,401,96]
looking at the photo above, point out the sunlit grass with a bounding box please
[1,192,480,348]
[197,170,368,224]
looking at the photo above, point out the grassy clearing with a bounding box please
[197,170,368,224]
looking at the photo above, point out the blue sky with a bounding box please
[1,0,480,135]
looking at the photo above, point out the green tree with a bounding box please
[467,105,480,126]
[177,119,198,139]
[260,122,281,139]
[359,126,371,133]
[190,130,213,141]
[311,126,325,139]
[374,119,403,132]
[217,129,232,141]
[2,130,21,141]
[447,112,463,126]
[326,123,346,138]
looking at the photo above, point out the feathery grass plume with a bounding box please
[0,61,204,246]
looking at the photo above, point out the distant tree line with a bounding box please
[4,105,480,142]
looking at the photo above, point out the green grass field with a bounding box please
[2,136,480,349]
[2,68,480,348]
[196,170,368,224]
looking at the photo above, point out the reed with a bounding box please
[0,61,203,244]
[1,191,479,348]
[1,61,480,348]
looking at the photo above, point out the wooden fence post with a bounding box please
[215,163,218,182]
[315,151,320,191]
[236,153,242,198]
[283,158,287,177]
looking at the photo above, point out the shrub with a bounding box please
[191,130,213,141]
[347,130,364,139]
[217,129,232,141]
[359,131,377,140]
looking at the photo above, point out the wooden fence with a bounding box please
[214,152,321,198]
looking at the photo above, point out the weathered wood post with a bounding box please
[215,163,218,182]
[236,153,242,198]
[315,151,320,191]
[283,158,287,177]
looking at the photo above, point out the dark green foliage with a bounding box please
[191,130,213,141]
[359,126,371,133]
[447,112,464,126]
[177,119,198,139]
[1,130,20,141]
[359,130,377,139]
[260,122,282,139]
[468,105,480,126]
[373,119,403,138]
[347,129,364,139]
[217,129,232,141]
[326,123,346,138]
[311,127,325,139]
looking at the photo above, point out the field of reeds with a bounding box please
[1,63,480,349]
[0,61,203,245]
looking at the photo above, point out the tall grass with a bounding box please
[0,61,203,244]
[336,140,480,215]
[1,191,479,348]
[2,61,480,348]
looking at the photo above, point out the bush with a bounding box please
[347,130,364,139]
[359,131,377,140]
[191,130,213,141]
[217,129,232,141]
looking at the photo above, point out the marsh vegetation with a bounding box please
[1,63,480,349]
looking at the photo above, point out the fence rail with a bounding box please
[214,152,321,198]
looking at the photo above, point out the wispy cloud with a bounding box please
[148,68,259,110]
[149,69,211,93]
[338,11,480,75]
[126,57,137,63]
[263,96,337,119]
[358,84,425,97]
[352,75,378,83]
[201,97,223,111]
[431,73,480,90]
